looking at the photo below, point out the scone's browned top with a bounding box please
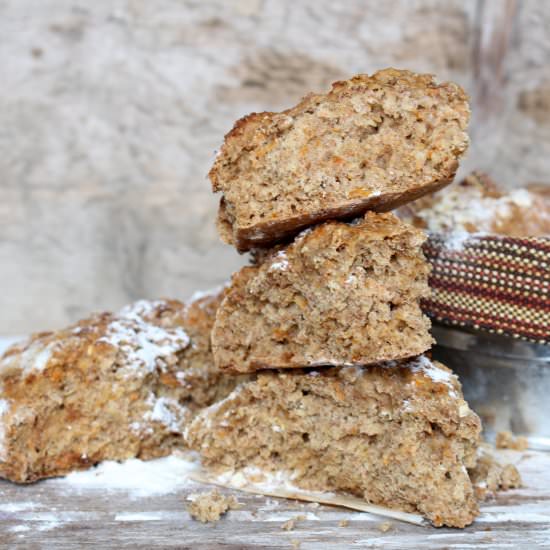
[210,68,470,251]
[0,299,190,382]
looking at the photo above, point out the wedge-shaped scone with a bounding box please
[186,356,482,528]
[212,212,433,373]
[211,68,470,251]
[0,291,245,483]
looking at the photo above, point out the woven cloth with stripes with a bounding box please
[422,234,550,344]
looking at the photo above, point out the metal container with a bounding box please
[432,325,550,451]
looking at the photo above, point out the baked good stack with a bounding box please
[186,69,489,527]
[0,68,522,528]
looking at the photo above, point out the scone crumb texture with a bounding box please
[187,489,240,523]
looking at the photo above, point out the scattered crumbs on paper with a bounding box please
[282,518,296,531]
[495,431,529,452]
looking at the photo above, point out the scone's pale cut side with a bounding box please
[0,292,246,483]
[212,212,433,374]
[210,68,470,251]
[186,356,482,528]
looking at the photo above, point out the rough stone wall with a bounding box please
[1,0,549,334]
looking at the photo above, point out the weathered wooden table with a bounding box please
[1,339,549,549]
[0,449,549,549]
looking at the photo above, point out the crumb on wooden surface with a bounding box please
[187,490,240,523]
[339,519,349,527]
[290,540,301,549]
[499,464,522,490]
[282,519,296,531]
[471,446,522,500]
[378,521,393,532]
[281,515,306,531]
[495,431,529,451]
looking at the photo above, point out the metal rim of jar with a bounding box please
[432,324,550,365]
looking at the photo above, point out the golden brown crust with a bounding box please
[210,68,469,251]
[218,176,454,252]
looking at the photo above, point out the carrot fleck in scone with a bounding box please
[186,356,482,528]
[0,290,247,483]
[212,212,433,373]
[210,68,470,251]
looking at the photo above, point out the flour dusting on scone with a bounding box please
[0,291,247,483]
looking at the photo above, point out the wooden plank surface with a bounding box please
[1,450,549,549]
[1,338,550,549]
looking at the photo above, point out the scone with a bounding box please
[179,288,250,408]
[212,212,433,373]
[0,291,245,483]
[210,68,470,251]
[186,355,482,528]
[398,171,550,236]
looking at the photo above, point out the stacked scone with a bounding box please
[185,69,488,527]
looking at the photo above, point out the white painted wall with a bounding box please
[1,0,549,333]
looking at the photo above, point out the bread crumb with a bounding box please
[290,540,301,549]
[378,521,393,532]
[281,519,296,531]
[499,464,522,490]
[187,490,240,523]
[281,515,306,531]
[470,446,522,500]
[339,519,349,527]
[496,431,529,451]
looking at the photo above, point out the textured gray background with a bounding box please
[2,0,549,334]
